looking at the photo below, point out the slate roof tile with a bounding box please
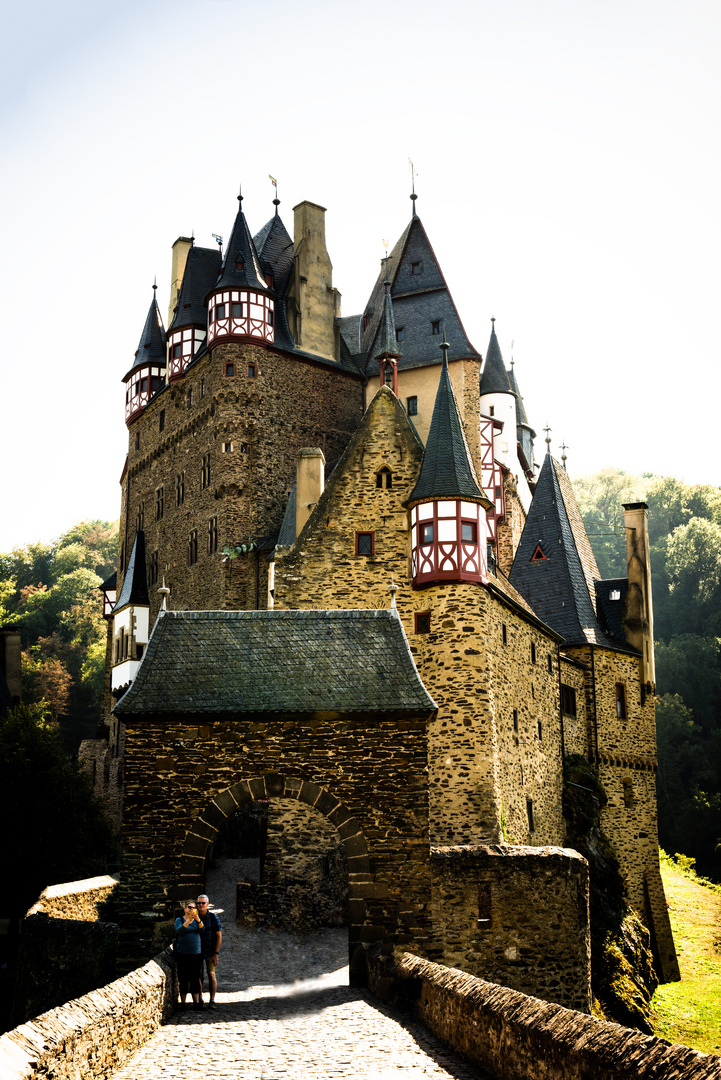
[168,246,221,335]
[113,531,149,613]
[124,294,166,379]
[480,324,512,396]
[114,609,437,716]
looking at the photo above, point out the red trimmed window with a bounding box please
[461,520,477,543]
[407,396,418,416]
[530,543,546,561]
[355,531,374,556]
[415,612,431,634]
[247,363,257,379]
[616,683,627,719]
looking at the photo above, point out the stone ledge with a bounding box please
[0,948,177,1080]
[370,950,721,1080]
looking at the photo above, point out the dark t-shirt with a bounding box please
[199,910,222,957]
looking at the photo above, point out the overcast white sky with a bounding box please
[1,0,720,552]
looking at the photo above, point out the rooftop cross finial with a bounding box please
[270,174,279,215]
[237,181,243,204]
[158,577,171,611]
[560,441,568,470]
[409,157,418,216]
[544,424,552,450]
[388,573,398,611]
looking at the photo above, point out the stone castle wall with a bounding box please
[26,876,118,921]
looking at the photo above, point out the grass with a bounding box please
[651,852,721,1055]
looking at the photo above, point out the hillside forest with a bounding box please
[1,471,720,882]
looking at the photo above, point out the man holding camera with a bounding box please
[197,894,223,1009]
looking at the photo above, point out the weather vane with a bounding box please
[544,424,552,450]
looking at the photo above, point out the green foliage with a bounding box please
[0,704,119,923]
[0,521,117,750]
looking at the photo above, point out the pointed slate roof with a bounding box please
[210,192,268,295]
[507,363,534,432]
[253,212,294,298]
[113,531,149,613]
[125,292,166,378]
[406,344,488,507]
[168,246,221,334]
[480,323,513,396]
[113,608,437,716]
[358,215,479,372]
[509,456,635,652]
[375,281,401,359]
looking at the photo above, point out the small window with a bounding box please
[239,442,249,454]
[268,308,274,327]
[188,529,198,566]
[216,303,226,320]
[502,623,507,645]
[231,302,243,317]
[363,313,370,330]
[415,612,431,634]
[201,452,211,490]
[526,799,535,833]
[461,520,477,543]
[494,485,502,499]
[431,321,440,335]
[609,589,621,600]
[235,261,243,271]
[513,708,518,733]
[172,343,181,359]
[355,531,374,556]
[135,432,140,450]
[187,389,194,408]
[623,779,634,808]
[531,642,536,664]
[155,486,164,522]
[176,471,185,508]
[119,541,125,573]
[225,362,235,377]
[209,306,215,324]
[407,396,418,416]
[547,652,553,674]
[201,379,205,398]
[477,882,491,924]
[530,544,547,562]
[247,363,257,379]
[376,467,392,490]
[411,261,422,275]
[489,405,495,417]
[136,502,144,531]
[140,377,148,393]
[223,442,233,453]
[396,327,404,342]
[537,721,543,740]
[159,409,165,433]
[561,684,577,717]
[265,273,274,287]
[148,550,159,587]
[208,516,218,555]
[420,522,434,545]
[616,683,627,720]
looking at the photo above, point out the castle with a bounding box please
[87,182,679,1005]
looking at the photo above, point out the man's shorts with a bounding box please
[204,955,217,974]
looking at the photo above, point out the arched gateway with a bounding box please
[114,608,437,984]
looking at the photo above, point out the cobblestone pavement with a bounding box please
[112,858,487,1079]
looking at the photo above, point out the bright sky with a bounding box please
[1,0,720,552]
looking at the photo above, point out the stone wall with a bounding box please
[0,948,177,1080]
[370,950,721,1080]
[26,876,118,921]
[559,655,590,758]
[430,845,591,1012]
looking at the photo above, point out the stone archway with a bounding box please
[175,771,373,983]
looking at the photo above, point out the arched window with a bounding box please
[376,467,393,490]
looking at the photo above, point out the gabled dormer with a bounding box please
[406,339,492,587]
[167,244,221,381]
[111,530,150,695]
[123,288,166,425]
[205,187,274,349]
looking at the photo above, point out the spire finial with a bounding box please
[560,441,568,470]
[237,181,243,204]
[544,424,552,451]
[439,321,450,366]
[388,573,398,611]
[409,157,418,216]
[270,174,279,214]
[158,577,171,611]
[152,276,157,293]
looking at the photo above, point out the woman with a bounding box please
[175,900,204,1010]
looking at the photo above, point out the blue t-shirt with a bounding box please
[175,916,202,955]
[199,910,223,958]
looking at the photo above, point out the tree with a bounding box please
[665,518,721,635]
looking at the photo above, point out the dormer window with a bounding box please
[376,467,392,490]
[431,321,440,335]
[236,261,244,271]
[265,273,274,287]
[411,261,421,275]
[363,314,370,330]
[396,327,404,342]
[609,589,621,600]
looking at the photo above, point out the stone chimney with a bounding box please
[168,236,193,327]
[623,502,655,694]
[295,448,325,538]
[0,628,22,705]
[289,202,340,362]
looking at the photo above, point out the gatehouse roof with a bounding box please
[113,608,437,716]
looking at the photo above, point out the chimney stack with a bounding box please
[623,502,655,695]
[290,202,340,362]
[295,448,325,539]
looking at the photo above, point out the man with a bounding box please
[197,894,223,1009]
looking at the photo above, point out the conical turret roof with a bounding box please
[168,246,221,334]
[375,281,401,360]
[113,531,149,613]
[406,343,487,506]
[253,212,294,297]
[210,191,267,295]
[508,363,534,432]
[126,291,166,377]
[480,323,513,395]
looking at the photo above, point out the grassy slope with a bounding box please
[651,860,721,1054]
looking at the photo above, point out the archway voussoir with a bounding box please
[184,833,211,857]
[178,855,205,876]
[336,817,362,841]
[232,781,253,805]
[264,772,284,796]
[327,804,352,829]
[347,854,371,874]
[193,820,216,842]
[249,777,267,800]
[200,805,225,829]
[298,780,322,806]
[212,790,239,817]
[314,790,339,816]
[343,833,369,858]
[283,776,303,798]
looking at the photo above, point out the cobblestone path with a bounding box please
[112,859,487,1079]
